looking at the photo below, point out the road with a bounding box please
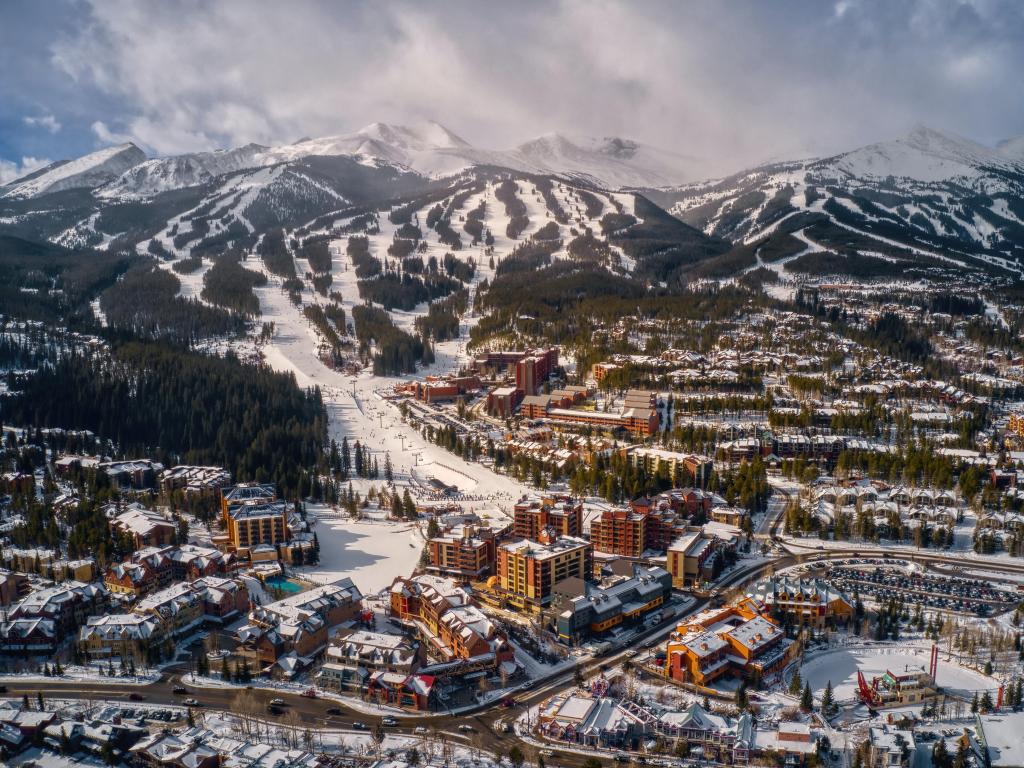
[5,542,1023,760]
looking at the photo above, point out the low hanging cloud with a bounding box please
[18,0,1024,173]
[23,114,61,134]
[0,156,51,185]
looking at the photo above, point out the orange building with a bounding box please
[664,599,798,686]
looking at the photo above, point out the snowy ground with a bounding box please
[299,508,426,595]
[801,644,997,704]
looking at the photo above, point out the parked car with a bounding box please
[183,698,201,707]
[414,726,428,735]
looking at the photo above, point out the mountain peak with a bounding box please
[356,120,470,151]
[2,142,146,199]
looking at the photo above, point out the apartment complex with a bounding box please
[476,347,560,416]
[235,580,363,675]
[218,483,289,556]
[589,497,697,557]
[666,525,739,588]
[513,493,583,539]
[627,448,714,487]
[389,574,514,676]
[496,533,593,613]
[520,390,659,437]
[426,524,499,579]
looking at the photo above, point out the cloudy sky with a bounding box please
[2,0,1024,182]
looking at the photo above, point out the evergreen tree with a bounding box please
[789,668,803,696]
[821,680,836,716]
[971,691,979,714]
[980,691,993,712]
[801,681,814,712]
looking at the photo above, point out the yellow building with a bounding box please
[496,533,593,613]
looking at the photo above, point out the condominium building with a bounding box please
[627,448,713,488]
[746,577,853,630]
[496,533,593,613]
[513,493,583,540]
[426,524,498,579]
[219,483,289,554]
[666,530,717,588]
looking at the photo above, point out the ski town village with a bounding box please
[6,324,1024,768]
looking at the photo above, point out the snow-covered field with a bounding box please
[801,645,996,704]
[300,510,425,595]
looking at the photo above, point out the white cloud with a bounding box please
[40,0,1024,173]
[91,119,134,146]
[0,156,51,185]
[23,114,61,133]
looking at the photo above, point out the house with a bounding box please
[867,725,915,768]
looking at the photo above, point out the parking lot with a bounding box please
[824,562,1018,615]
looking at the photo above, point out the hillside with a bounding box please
[658,126,1024,283]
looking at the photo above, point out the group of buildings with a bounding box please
[417,490,746,640]
[661,580,853,690]
[538,693,820,765]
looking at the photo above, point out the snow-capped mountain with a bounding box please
[2,121,1022,285]
[826,125,1017,184]
[507,133,701,188]
[660,125,1024,281]
[99,144,269,198]
[1,143,146,199]
[5,120,700,202]
[997,135,1024,164]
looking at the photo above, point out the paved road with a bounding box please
[4,543,1022,759]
